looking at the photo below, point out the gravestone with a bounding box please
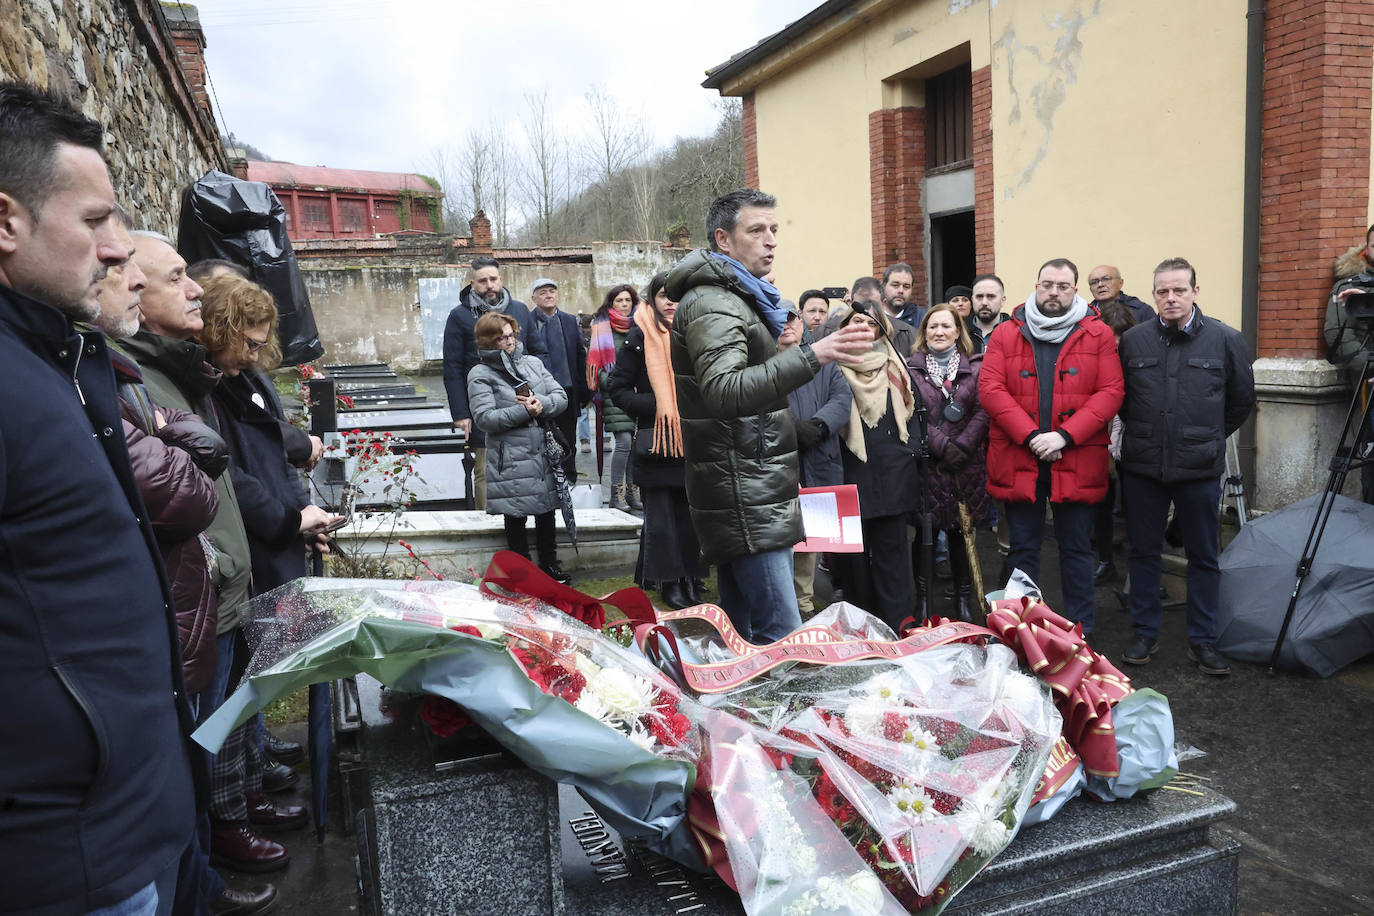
[348,677,565,916]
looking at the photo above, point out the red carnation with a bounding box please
[419,695,472,737]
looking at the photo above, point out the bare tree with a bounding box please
[626,158,661,242]
[582,86,649,240]
[486,127,515,246]
[422,145,466,232]
[518,89,566,246]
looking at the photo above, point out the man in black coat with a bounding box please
[1118,257,1255,676]
[0,80,197,915]
[528,277,588,483]
[1088,263,1156,325]
[442,255,547,508]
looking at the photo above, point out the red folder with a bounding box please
[794,484,864,553]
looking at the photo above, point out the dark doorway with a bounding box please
[930,209,975,303]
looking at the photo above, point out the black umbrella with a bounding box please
[1216,493,1374,677]
[542,422,579,553]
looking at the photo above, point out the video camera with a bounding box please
[1343,271,1374,321]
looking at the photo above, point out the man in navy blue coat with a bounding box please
[441,254,546,508]
[528,277,588,483]
[0,81,196,915]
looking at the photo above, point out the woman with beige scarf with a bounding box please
[604,273,705,609]
[832,304,924,632]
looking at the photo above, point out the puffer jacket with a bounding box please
[666,249,820,565]
[468,345,569,516]
[908,351,994,529]
[979,305,1124,504]
[1324,243,1374,389]
[114,351,226,694]
[442,286,547,447]
[602,324,685,490]
[1118,308,1255,482]
[119,331,254,635]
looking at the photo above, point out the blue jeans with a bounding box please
[577,407,591,442]
[716,547,802,643]
[1005,475,1097,635]
[86,883,156,916]
[1123,472,1221,645]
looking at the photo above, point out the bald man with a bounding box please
[1087,264,1155,324]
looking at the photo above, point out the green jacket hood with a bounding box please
[666,249,752,305]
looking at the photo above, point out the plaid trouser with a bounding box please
[209,715,265,821]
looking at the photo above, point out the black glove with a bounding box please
[795,417,826,451]
[942,439,972,471]
[159,418,230,480]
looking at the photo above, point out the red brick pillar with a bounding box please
[742,93,759,188]
[868,107,927,293]
[1258,0,1374,357]
[469,210,493,254]
[971,66,995,275]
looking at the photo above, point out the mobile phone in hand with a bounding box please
[322,514,351,533]
[514,382,532,398]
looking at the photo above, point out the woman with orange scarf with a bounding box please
[604,273,705,609]
[587,284,639,511]
[833,304,924,632]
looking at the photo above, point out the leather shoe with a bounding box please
[659,579,693,610]
[1122,636,1159,666]
[264,731,304,766]
[210,821,290,873]
[1188,643,1232,676]
[261,760,298,794]
[211,884,279,915]
[1093,561,1118,586]
[246,792,308,832]
[539,561,572,585]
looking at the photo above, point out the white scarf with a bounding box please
[1022,292,1089,343]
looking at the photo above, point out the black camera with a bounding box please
[1345,290,1374,320]
[822,286,848,300]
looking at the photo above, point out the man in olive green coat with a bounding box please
[666,188,868,642]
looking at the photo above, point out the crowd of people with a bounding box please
[438,188,1260,683]
[0,82,339,916]
[2,72,1267,916]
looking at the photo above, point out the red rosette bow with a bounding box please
[986,596,1133,778]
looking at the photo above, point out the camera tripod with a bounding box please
[1267,351,1374,673]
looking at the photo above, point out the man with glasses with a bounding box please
[980,258,1124,639]
[1087,264,1155,324]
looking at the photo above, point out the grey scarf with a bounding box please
[466,287,510,315]
[1021,292,1089,343]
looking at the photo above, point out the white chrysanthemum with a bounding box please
[474,621,505,640]
[890,783,940,826]
[626,723,655,752]
[864,672,907,705]
[843,870,886,915]
[956,800,1011,856]
[573,691,615,725]
[587,668,657,721]
[998,670,1049,719]
[845,701,887,741]
[787,838,817,875]
[902,726,940,753]
[573,653,601,680]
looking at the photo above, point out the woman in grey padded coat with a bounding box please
[467,311,571,583]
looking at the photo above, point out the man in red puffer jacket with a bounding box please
[979,258,1124,638]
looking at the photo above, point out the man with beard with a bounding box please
[979,258,1123,639]
[0,79,196,916]
[882,261,923,327]
[442,255,547,508]
[969,274,1010,354]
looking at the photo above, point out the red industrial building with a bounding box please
[244,161,444,239]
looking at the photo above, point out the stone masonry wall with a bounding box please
[0,0,224,236]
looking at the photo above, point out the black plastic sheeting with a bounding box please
[177,170,323,366]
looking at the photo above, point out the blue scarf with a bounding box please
[710,252,787,335]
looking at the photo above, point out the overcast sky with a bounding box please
[190,0,817,175]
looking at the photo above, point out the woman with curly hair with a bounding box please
[586,284,639,511]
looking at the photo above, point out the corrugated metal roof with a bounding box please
[245,160,443,196]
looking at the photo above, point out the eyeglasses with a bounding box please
[243,333,271,352]
[1037,281,1075,293]
[1088,276,1119,286]
[497,332,518,342]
